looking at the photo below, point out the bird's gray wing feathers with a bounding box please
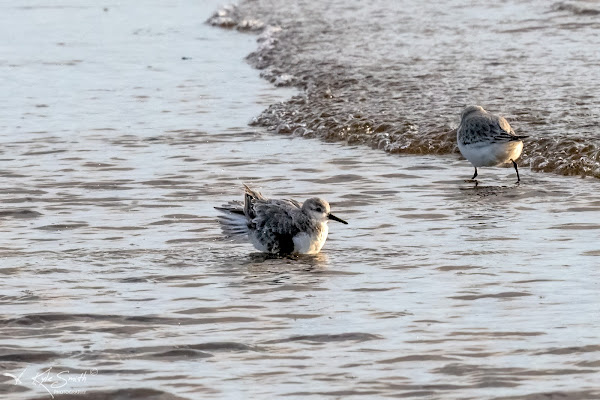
[252,200,302,254]
[462,114,526,144]
[284,198,302,209]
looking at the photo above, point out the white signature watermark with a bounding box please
[3,367,98,399]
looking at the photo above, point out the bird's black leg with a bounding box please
[471,167,478,180]
[512,160,520,183]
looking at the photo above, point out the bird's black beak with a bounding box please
[328,213,348,224]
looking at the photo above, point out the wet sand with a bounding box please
[1,1,600,400]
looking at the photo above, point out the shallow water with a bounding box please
[1,1,600,400]
[217,0,600,178]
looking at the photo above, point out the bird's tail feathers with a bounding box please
[243,184,266,220]
[511,134,529,140]
[215,202,250,240]
[243,184,266,200]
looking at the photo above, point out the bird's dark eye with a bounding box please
[315,207,322,212]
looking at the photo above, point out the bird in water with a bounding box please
[215,184,348,255]
[457,105,528,183]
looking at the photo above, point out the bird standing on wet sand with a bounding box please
[215,184,348,255]
[457,105,528,183]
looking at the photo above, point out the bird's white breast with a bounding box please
[293,223,329,254]
[458,140,523,167]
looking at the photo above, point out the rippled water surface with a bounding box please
[1,1,600,400]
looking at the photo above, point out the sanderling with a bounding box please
[457,105,528,182]
[215,184,348,255]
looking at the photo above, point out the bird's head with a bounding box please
[303,198,347,224]
[460,105,486,120]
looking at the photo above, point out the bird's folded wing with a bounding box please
[466,115,521,143]
[252,200,302,235]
